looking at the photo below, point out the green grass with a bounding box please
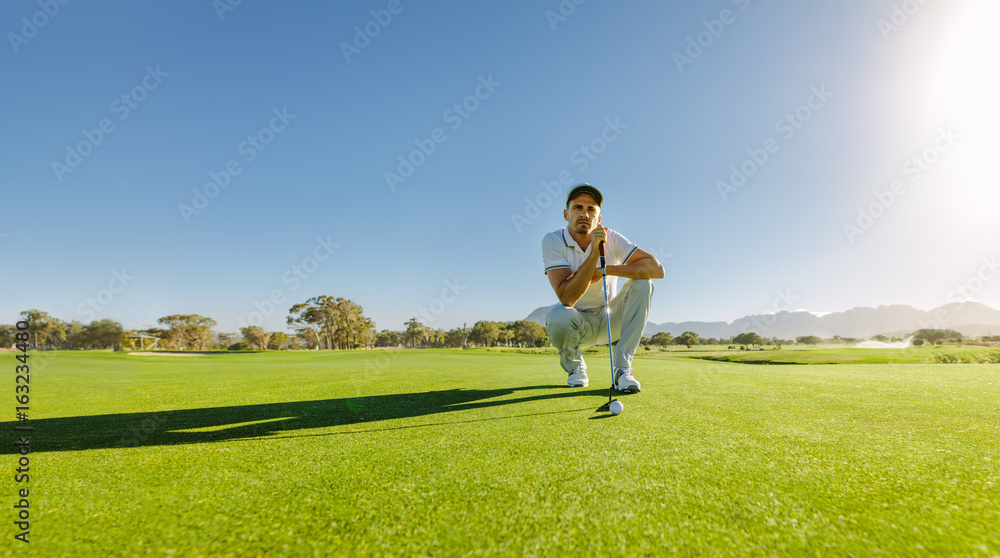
[5,349,999,556]
[672,345,999,365]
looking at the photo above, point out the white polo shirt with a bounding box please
[542,227,639,310]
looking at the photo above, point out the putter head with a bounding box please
[595,398,618,412]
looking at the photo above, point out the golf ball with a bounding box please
[609,400,624,415]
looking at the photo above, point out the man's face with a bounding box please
[564,194,601,235]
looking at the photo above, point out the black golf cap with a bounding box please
[566,183,603,207]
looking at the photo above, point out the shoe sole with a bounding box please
[616,386,640,394]
[568,381,589,388]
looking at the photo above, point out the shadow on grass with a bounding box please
[3,385,606,453]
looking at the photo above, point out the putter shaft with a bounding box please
[599,241,615,405]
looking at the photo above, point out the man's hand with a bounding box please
[590,225,608,249]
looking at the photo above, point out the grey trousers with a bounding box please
[545,278,653,374]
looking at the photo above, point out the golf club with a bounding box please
[595,240,619,413]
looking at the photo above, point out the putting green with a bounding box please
[7,350,998,556]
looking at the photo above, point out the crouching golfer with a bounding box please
[542,184,664,392]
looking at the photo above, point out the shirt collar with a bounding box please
[563,227,585,253]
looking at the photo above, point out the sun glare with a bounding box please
[922,0,1000,218]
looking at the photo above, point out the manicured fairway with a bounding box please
[5,350,999,556]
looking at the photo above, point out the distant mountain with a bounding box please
[523,302,1000,340]
[524,305,554,327]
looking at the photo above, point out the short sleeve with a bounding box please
[610,229,639,266]
[542,233,570,275]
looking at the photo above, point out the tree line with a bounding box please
[639,329,990,348]
[2,301,550,351]
[639,331,793,348]
[3,306,994,352]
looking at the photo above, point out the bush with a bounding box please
[228,342,251,351]
[925,351,1000,364]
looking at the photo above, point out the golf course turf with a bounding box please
[5,349,998,556]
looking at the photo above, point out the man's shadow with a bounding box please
[3,384,607,453]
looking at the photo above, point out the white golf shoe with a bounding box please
[614,368,641,393]
[567,367,589,388]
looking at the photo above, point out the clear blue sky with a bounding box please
[3,0,998,334]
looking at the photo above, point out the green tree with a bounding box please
[82,319,124,349]
[649,332,673,347]
[374,329,402,347]
[189,316,217,350]
[19,309,66,349]
[241,326,272,350]
[336,298,365,349]
[911,329,962,346]
[432,328,447,348]
[444,328,465,348]
[357,317,376,349]
[214,332,240,350]
[63,320,87,349]
[675,331,699,348]
[469,321,500,347]
[288,296,340,350]
[404,318,427,347]
[512,320,547,348]
[733,332,763,347]
[158,315,217,350]
[0,325,16,349]
[796,336,822,345]
[296,327,320,350]
[288,296,371,350]
[496,323,514,347]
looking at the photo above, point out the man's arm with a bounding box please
[587,248,665,280]
[547,248,601,307]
